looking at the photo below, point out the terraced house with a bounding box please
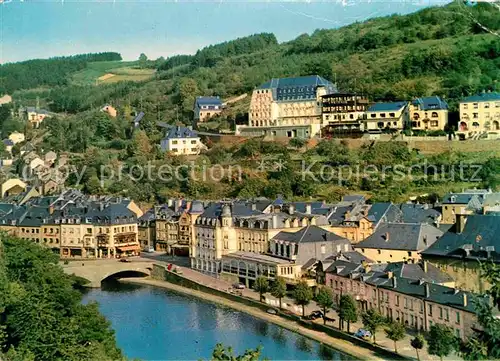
[237,75,337,138]
[409,96,448,131]
[325,259,483,340]
[364,101,409,132]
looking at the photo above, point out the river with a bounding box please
[82,281,350,361]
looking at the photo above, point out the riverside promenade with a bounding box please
[125,255,461,361]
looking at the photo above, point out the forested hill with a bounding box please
[0,52,122,93]
[155,1,499,111]
[4,2,500,120]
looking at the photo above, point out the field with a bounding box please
[71,61,155,86]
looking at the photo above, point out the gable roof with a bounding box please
[355,223,443,251]
[442,191,489,205]
[367,101,407,112]
[411,96,448,110]
[195,96,222,106]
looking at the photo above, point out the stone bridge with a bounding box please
[62,260,153,287]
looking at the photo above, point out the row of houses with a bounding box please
[195,74,500,139]
[0,189,142,258]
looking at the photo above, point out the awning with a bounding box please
[117,245,140,252]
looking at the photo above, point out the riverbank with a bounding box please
[121,277,387,361]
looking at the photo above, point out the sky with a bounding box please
[0,0,450,64]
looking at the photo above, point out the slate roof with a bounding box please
[421,215,500,261]
[199,202,262,219]
[195,96,222,107]
[2,139,14,146]
[272,225,345,244]
[462,92,500,103]
[367,203,402,225]
[398,204,441,224]
[442,191,489,205]
[354,223,443,251]
[257,75,337,102]
[164,126,198,140]
[367,101,407,112]
[384,261,454,284]
[411,96,448,110]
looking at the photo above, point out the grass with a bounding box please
[71,61,155,86]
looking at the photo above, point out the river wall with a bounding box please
[151,264,410,361]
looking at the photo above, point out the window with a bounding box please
[87,228,92,234]
[473,103,478,109]
[463,104,468,109]
[445,308,449,321]
[439,307,443,319]
[431,112,438,118]
[408,251,412,257]
[404,298,408,309]
[456,311,461,324]
[172,140,178,145]
[380,113,386,118]
[473,113,479,119]
[377,249,381,254]
[321,244,326,254]
[429,304,433,316]
[485,103,490,108]
[191,140,196,144]
[396,295,400,306]
[389,112,395,117]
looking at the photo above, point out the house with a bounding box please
[441,190,490,224]
[325,260,485,340]
[365,101,409,132]
[20,107,51,128]
[321,93,370,135]
[19,142,36,156]
[160,126,205,155]
[0,179,27,198]
[0,95,12,106]
[44,151,57,165]
[101,104,117,117]
[236,75,337,139]
[458,92,500,135]
[29,157,45,174]
[193,96,223,123]
[353,223,443,263]
[8,132,25,144]
[2,139,14,153]
[421,214,500,293]
[409,96,448,131]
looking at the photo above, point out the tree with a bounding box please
[411,334,425,361]
[270,278,287,309]
[458,262,500,360]
[138,53,148,62]
[210,343,263,361]
[385,321,406,353]
[315,287,334,325]
[289,137,307,149]
[338,294,358,332]
[428,324,457,361]
[361,308,385,344]
[253,276,269,302]
[293,280,313,317]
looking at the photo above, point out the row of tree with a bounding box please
[251,261,500,361]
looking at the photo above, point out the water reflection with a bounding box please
[271,328,287,346]
[295,337,313,353]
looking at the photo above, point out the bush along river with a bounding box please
[82,280,351,360]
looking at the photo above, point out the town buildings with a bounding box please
[440,189,492,224]
[458,92,500,136]
[160,126,205,155]
[325,260,481,340]
[321,93,370,135]
[236,75,337,138]
[421,214,500,293]
[409,96,449,131]
[19,107,51,128]
[193,96,223,124]
[365,101,409,132]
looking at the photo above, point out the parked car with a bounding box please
[306,310,324,320]
[233,283,245,289]
[354,329,372,340]
[266,308,277,315]
[119,258,131,263]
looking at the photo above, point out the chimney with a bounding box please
[305,204,312,214]
[99,203,104,211]
[463,293,468,307]
[425,283,430,298]
[423,235,428,246]
[154,205,160,218]
[167,199,174,207]
[393,276,397,288]
[289,204,295,215]
[186,201,192,212]
[272,214,278,229]
[49,205,54,215]
[384,232,390,241]
[251,203,257,211]
[456,213,467,233]
[423,260,428,273]
[387,271,394,279]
